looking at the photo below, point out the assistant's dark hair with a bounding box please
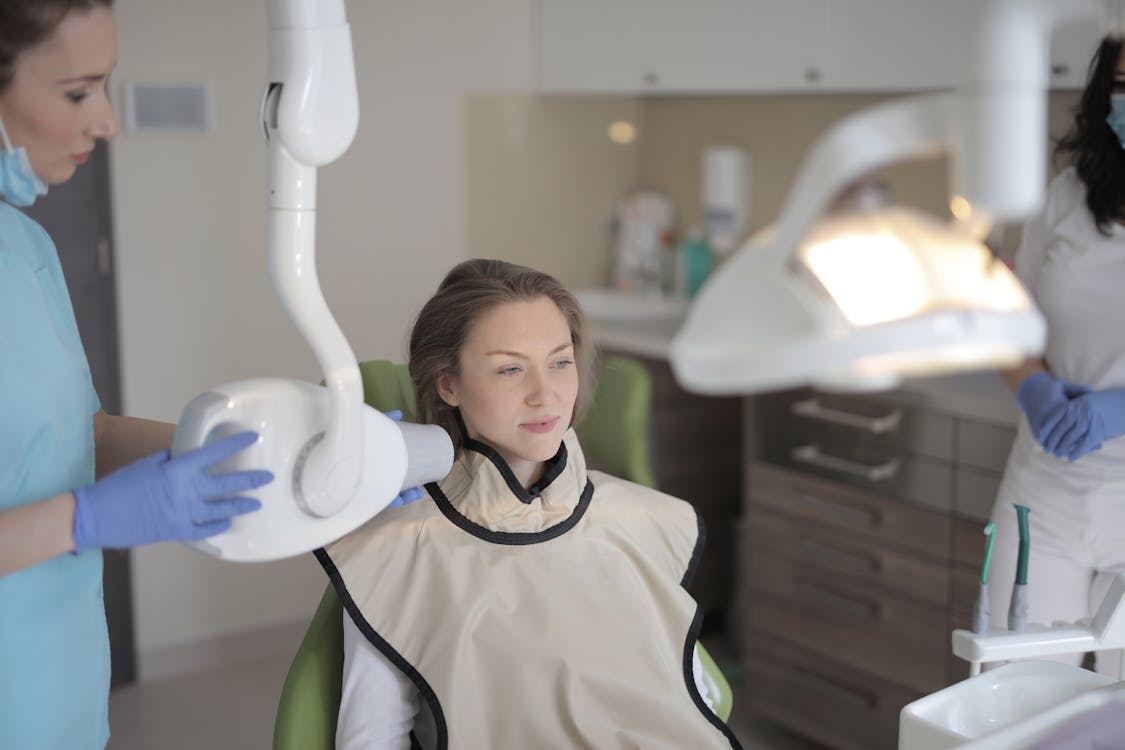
[408,259,596,458]
[0,0,113,91]
[1055,37,1125,235]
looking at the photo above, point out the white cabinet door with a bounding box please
[741,0,837,91]
[832,2,1101,93]
[537,0,834,94]
[537,0,729,93]
[536,0,1101,94]
[830,1,972,92]
[1048,16,1102,90]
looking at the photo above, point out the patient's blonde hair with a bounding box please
[408,259,596,457]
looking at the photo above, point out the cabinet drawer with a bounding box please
[747,462,950,560]
[740,552,950,693]
[641,353,740,416]
[745,507,949,607]
[948,651,976,686]
[951,514,990,570]
[954,466,1004,523]
[755,429,953,514]
[651,401,742,481]
[741,630,918,750]
[951,562,983,624]
[756,388,955,463]
[955,419,1015,473]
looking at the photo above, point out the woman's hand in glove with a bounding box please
[72,431,272,553]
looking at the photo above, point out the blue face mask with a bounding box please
[1107,94,1125,150]
[0,116,48,207]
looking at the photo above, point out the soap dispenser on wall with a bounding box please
[677,145,749,298]
[702,145,751,257]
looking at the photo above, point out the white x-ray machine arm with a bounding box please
[170,0,452,561]
[261,0,363,518]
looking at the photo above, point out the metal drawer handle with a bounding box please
[798,579,880,620]
[794,490,881,528]
[792,444,900,482]
[799,538,881,574]
[791,397,903,434]
[792,665,877,710]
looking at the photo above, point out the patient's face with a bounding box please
[439,296,579,488]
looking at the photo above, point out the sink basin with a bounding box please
[574,288,688,323]
[899,661,1115,749]
[574,288,689,358]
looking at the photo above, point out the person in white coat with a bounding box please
[988,36,1125,675]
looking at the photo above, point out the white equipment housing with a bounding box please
[171,0,452,562]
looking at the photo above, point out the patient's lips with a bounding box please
[521,416,559,434]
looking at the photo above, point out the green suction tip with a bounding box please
[1014,504,1030,586]
[981,522,996,586]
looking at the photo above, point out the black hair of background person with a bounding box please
[1056,36,1125,235]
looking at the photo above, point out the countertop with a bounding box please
[578,288,1020,427]
[882,371,1018,426]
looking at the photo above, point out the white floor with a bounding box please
[107,629,820,749]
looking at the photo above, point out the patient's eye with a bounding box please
[552,358,574,369]
[498,366,522,376]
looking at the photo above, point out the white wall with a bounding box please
[111,0,534,667]
[465,95,644,287]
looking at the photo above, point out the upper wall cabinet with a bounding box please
[537,0,825,93]
[536,1,1103,94]
[1048,16,1103,89]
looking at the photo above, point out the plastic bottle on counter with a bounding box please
[680,227,712,298]
[613,190,676,297]
[702,145,750,256]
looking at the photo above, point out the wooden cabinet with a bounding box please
[739,387,1015,749]
[536,0,1100,94]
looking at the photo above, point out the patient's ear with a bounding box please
[437,373,460,407]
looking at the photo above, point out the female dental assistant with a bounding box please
[0,2,272,748]
[987,36,1125,675]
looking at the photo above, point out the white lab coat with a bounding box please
[986,167,1125,675]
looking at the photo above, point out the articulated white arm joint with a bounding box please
[263,0,363,519]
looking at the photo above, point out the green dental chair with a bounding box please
[272,357,732,749]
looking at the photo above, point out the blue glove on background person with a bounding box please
[1015,371,1092,455]
[1043,387,1125,461]
[72,431,272,553]
[384,410,428,508]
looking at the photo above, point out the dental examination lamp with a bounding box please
[668,0,1120,395]
[169,0,453,562]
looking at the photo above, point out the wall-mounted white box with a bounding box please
[124,81,213,133]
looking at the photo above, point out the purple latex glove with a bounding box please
[1044,387,1125,461]
[1015,372,1092,455]
[73,431,271,553]
[384,410,427,508]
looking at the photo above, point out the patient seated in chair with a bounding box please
[317,259,739,749]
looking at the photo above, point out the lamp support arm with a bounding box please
[762,92,957,265]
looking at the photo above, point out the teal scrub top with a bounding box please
[0,201,108,749]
